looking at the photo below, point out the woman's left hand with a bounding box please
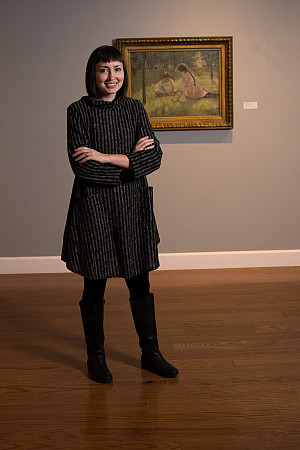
[72,147,109,164]
[133,136,154,153]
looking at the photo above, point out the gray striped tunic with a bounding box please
[61,96,162,280]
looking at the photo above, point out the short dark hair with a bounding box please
[85,45,128,100]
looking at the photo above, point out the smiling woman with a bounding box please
[61,45,178,384]
[94,61,125,101]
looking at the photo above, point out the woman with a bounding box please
[174,63,208,101]
[62,45,178,383]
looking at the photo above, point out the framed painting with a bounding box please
[112,37,233,130]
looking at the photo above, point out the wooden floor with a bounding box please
[1,268,300,449]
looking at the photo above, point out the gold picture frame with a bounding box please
[113,36,233,131]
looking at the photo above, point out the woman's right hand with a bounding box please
[133,136,154,152]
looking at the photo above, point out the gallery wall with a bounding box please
[1,0,299,258]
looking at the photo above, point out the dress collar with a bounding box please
[81,96,123,110]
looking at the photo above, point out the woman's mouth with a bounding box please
[105,82,118,88]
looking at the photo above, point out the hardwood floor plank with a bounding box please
[1,268,300,449]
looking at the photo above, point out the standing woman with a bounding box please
[62,45,178,383]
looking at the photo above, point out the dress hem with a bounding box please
[61,257,160,280]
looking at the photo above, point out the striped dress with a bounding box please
[61,96,162,280]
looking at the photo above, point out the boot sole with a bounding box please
[141,362,179,378]
[88,369,113,383]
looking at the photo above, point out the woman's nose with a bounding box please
[107,70,115,80]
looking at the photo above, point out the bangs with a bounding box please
[95,46,124,64]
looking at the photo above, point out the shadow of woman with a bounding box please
[1,291,140,375]
[105,346,140,369]
[1,295,85,371]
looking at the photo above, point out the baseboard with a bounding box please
[158,250,300,270]
[0,250,299,274]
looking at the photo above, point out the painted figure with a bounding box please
[154,72,175,97]
[174,63,208,101]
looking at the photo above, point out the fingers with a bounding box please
[72,147,90,163]
[72,147,89,157]
[137,136,153,144]
[134,136,155,152]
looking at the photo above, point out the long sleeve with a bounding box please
[67,105,121,185]
[128,101,163,178]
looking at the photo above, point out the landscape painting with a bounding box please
[130,50,220,119]
[113,37,233,130]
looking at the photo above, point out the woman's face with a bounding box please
[95,60,124,101]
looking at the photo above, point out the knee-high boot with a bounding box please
[79,300,113,383]
[129,294,178,378]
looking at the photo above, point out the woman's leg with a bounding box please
[79,277,112,383]
[127,272,178,378]
[125,272,150,299]
[82,278,107,303]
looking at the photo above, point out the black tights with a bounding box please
[82,272,150,304]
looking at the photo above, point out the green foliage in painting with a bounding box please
[130,50,220,118]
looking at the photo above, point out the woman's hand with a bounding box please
[72,147,109,164]
[133,136,154,153]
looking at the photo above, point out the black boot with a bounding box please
[79,300,113,383]
[129,294,178,378]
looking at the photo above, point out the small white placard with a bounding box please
[243,102,258,109]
